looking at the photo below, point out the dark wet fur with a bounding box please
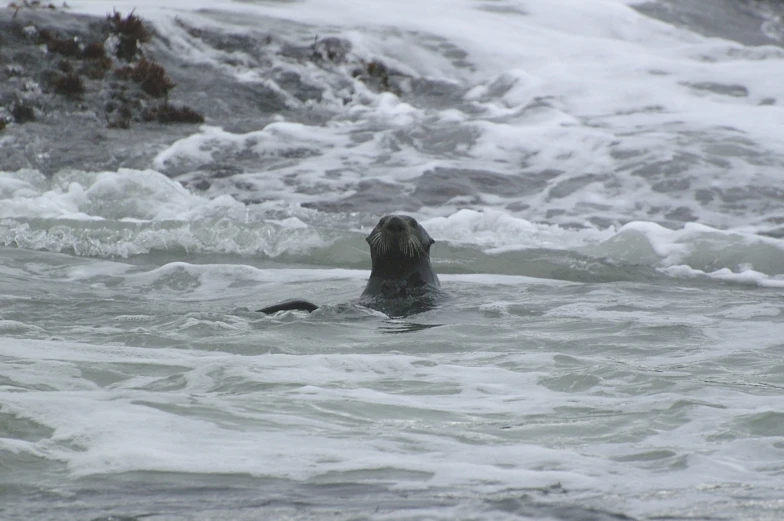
[257,299,319,314]
[258,215,441,317]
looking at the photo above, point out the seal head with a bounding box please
[258,214,441,316]
[361,214,440,302]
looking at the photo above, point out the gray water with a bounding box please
[3,1,784,519]
[2,243,784,520]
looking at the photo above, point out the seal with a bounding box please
[258,214,441,316]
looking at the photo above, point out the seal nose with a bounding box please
[385,216,406,234]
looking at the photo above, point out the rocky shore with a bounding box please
[0,4,421,178]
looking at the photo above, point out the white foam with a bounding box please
[423,209,613,252]
[583,221,784,274]
[0,169,330,257]
[0,169,229,221]
[4,4,783,519]
[662,265,784,288]
[2,333,782,502]
[440,273,577,286]
[4,168,784,280]
[44,0,783,236]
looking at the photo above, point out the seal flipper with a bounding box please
[257,299,319,314]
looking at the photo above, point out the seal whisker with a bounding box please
[401,234,422,258]
[413,235,424,256]
[368,233,379,253]
[369,231,391,255]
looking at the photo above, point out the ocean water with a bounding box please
[2,1,784,520]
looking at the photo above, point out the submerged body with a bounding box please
[258,215,441,316]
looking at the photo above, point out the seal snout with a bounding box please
[384,215,407,234]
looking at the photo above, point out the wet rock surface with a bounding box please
[0,7,436,177]
[414,167,560,206]
[634,0,784,46]
[0,8,207,174]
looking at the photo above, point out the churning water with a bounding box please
[2,1,784,519]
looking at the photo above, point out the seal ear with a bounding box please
[430,238,435,245]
